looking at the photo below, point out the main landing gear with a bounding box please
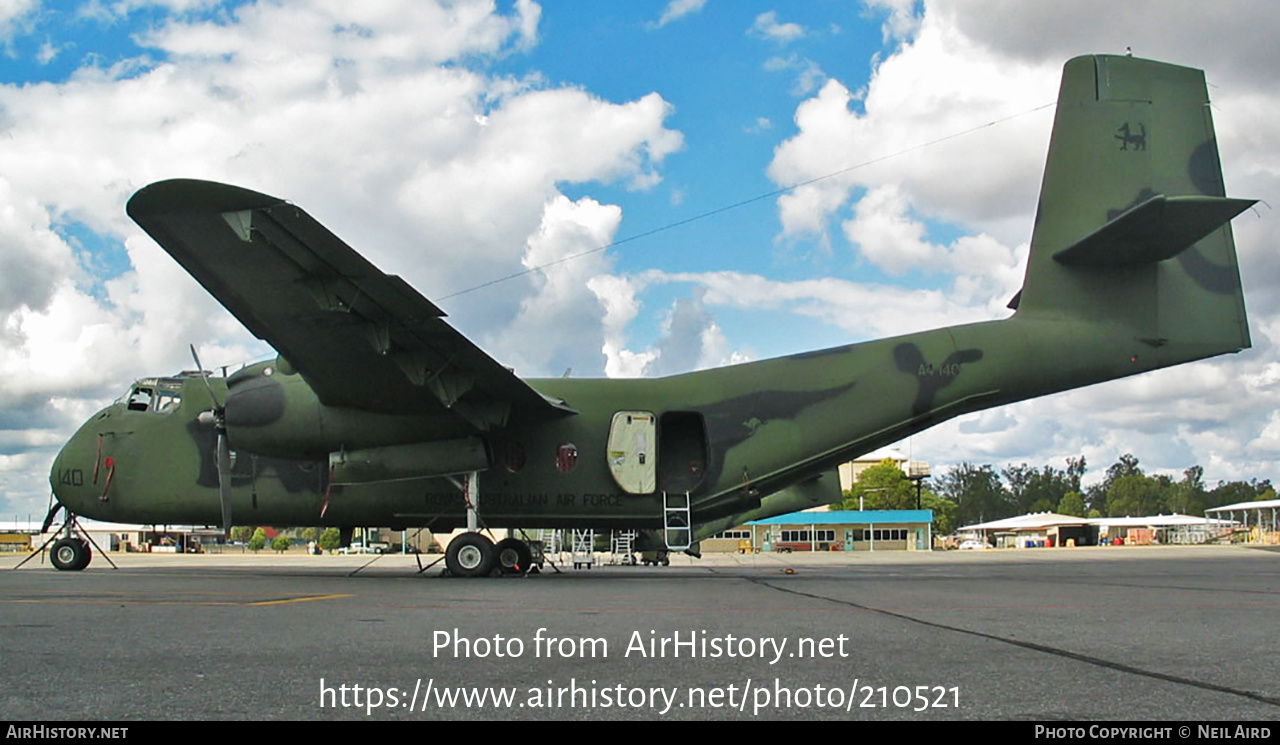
[494,537,533,574]
[442,533,536,577]
[441,471,538,578]
[445,532,495,577]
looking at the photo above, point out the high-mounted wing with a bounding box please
[127,179,574,431]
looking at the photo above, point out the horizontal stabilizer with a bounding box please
[1053,195,1255,268]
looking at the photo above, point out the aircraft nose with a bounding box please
[50,424,97,516]
[51,442,71,504]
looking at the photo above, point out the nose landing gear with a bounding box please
[13,504,117,572]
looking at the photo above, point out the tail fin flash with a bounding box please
[1018,55,1254,363]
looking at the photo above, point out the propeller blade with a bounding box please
[189,344,222,409]
[217,433,233,536]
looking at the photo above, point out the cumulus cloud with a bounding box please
[841,183,1023,308]
[652,269,995,344]
[1,0,680,366]
[0,178,75,315]
[589,273,655,378]
[768,27,1057,248]
[0,0,684,516]
[588,279,753,379]
[489,194,622,378]
[646,289,715,376]
[931,0,1280,93]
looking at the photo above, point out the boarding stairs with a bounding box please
[663,491,692,551]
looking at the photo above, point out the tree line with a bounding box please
[836,454,1275,536]
[229,525,341,551]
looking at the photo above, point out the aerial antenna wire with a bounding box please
[438,101,1056,302]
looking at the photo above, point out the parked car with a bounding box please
[337,543,379,554]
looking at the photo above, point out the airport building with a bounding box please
[703,509,934,553]
[837,447,931,492]
[959,512,1242,548]
[1205,499,1280,544]
[0,519,222,554]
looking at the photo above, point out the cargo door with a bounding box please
[607,412,656,494]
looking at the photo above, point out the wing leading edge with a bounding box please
[127,179,574,431]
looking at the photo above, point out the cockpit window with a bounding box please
[124,384,182,414]
[127,387,154,411]
[155,390,181,412]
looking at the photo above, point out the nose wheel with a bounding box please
[51,537,92,571]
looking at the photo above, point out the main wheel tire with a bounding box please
[494,538,533,575]
[51,537,91,571]
[445,533,496,578]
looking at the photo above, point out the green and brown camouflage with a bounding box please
[50,55,1255,570]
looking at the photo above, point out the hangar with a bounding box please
[1205,499,1280,545]
[960,512,1240,548]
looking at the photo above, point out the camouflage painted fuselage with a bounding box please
[49,310,1226,534]
[50,54,1253,538]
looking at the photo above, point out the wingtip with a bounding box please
[127,179,283,221]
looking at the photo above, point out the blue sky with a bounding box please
[476,2,920,355]
[2,0,1280,520]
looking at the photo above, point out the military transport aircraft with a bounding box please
[47,55,1256,575]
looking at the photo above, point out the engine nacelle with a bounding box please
[329,438,489,485]
[224,361,459,458]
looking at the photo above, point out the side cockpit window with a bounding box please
[155,389,181,412]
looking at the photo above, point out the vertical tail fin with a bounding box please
[1017,55,1253,364]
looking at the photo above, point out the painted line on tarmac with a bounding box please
[3,593,354,607]
[248,593,354,606]
[748,575,1280,709]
